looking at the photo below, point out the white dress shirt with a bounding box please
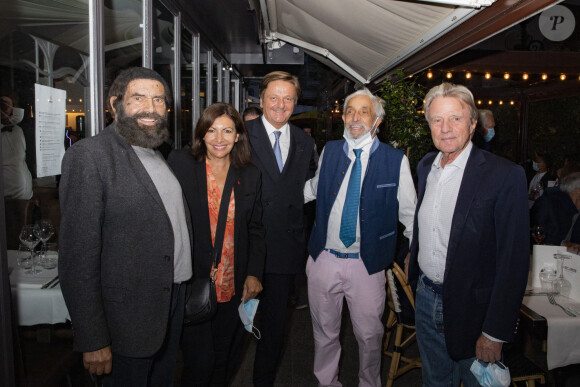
[304,137,416,254]
[417,142,473,283]
[261,116,290,165]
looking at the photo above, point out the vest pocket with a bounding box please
[379,231,395,240]
[376,183,396,188]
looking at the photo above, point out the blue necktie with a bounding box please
[273,131,283,172]
[340,149,362,247]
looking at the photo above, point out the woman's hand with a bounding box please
[242,275,263,302]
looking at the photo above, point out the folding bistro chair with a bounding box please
[383,262,422,387]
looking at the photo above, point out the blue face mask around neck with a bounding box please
[238,299,261,339]
[470,359,510,387]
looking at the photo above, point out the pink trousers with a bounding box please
[306,250,386,387]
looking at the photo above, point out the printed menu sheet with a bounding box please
[35,84,66,178]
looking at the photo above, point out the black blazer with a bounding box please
[245,118,317,274]
[168,150,266,295]
[409,145,530,360]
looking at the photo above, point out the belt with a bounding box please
[421,272,443,294]
[325,249,359,259]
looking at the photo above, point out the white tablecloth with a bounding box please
[7,250,70,326]
[523,294,580,370]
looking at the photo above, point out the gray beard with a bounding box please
[115,112,169,148]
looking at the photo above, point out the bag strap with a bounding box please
[212,166,235,267]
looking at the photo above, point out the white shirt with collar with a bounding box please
[261,116,290,165]
[418,141,473,283]
[304,136,417,254]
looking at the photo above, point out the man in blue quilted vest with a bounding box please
[304,88,417,387]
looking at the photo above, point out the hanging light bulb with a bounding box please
[510,101,515,105]
[560,74,566,81]
[427,70,433,79]
[477,100,482,105]
[485,73,491,79]
[499,100,503,105]
[465,72,472,79]
[542,73,548,80]
[522,73,529,80]
[446,72,452,79]
[504,73,510,80]
[488,100,493,105]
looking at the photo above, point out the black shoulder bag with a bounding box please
[183,167,235,326]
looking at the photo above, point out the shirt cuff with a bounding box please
[482,332,505,343]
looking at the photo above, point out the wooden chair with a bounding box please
[383,262,421,387]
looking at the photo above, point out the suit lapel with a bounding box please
[444,146,487,278]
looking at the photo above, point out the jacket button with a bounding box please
[337,182,340,186]
[341,171,345,175]
[164,255,171,262]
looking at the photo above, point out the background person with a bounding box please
[471,109,495,152]
[408,82,529,386]
[245,71,317,387]
[1,94,33,199]
[243,106,262,121]
[59,67,192,386]
[528,151,557,201]
[168,103,266,386]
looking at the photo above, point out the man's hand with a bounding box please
[404,253,410,281]
[83,346,112,375]
[241,275,263,302]
[475,335,503,363]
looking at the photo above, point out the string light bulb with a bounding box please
[499,100,503,105]
[485,73,491,79]
[510,101,515,105]
[560,74,566,80]
[488,100,493,105]
[465,72,472,79]
[542,73,548,80]
[522,73,529,80]
[477,100,482,105]
[446,72,452,79]
[504,73,510,80]
[427,71,433,79]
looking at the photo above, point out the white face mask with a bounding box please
[1,107,24,126]
[238,299,261,339]
[470,359,510,387]
[343,117,379,149]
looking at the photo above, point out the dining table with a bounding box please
[8,249,70,326]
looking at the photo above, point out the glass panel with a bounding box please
[0,0,90,185]
[104,0,143,124]
[181,28,193,148]
[212,61,219,103]
[152,0,175,145]
[200,61,207,109]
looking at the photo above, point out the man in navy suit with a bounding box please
[245,71,317,386]
[407,83,529,386]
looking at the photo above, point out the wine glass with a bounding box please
[19,224,41,274]
[531,225,546,245]
[34,219,55,255]
[553,253,572,297]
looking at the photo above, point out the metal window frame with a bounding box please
[89,0,105,136]
[216,59,223,102]
[192,34,200,133]
[206,50,213,107]
[173,12,182,149]
[223,67,231,103]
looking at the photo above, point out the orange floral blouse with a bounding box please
[206,161,236,303]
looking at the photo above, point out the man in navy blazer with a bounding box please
[407,83,529,386]
[245,71,317,386]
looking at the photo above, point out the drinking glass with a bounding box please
[34,219,55,255]
[531,225,546,245]
[19,224,41,274]
[538,265,557,292]
[16,243,32,270]
[553,253,572,297]
[40,243,58,270]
